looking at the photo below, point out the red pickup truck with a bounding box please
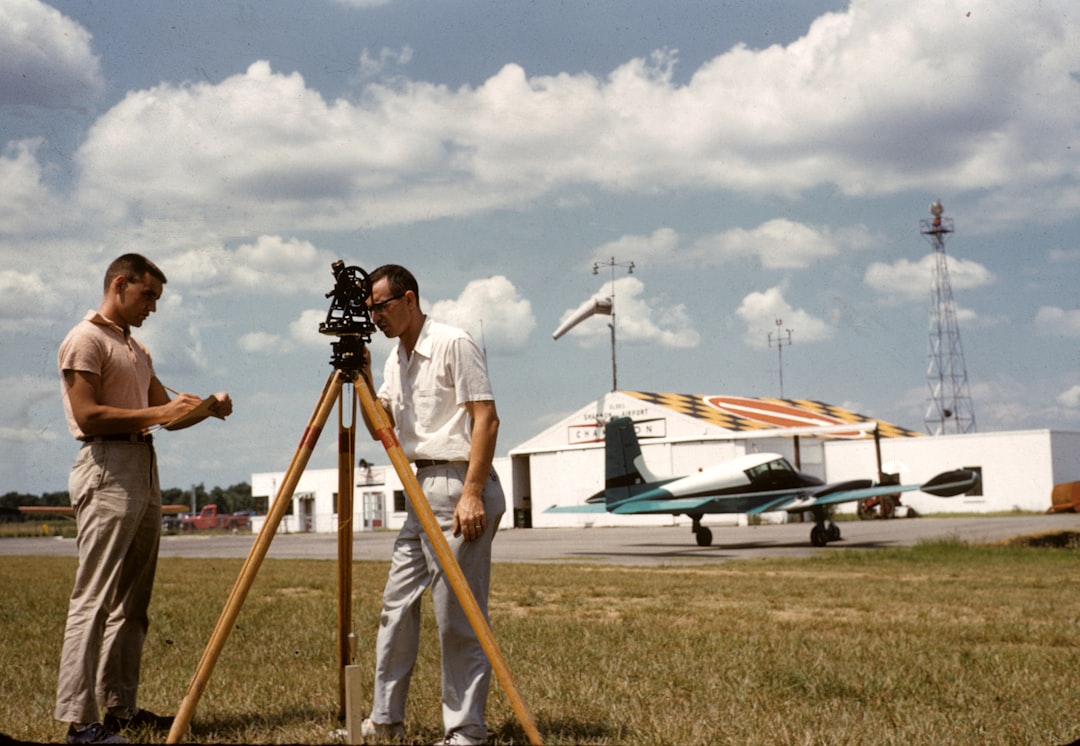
[180,505,250,532]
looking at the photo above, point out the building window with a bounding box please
[393,490,407,513]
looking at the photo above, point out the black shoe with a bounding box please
[103,709,174,733]
[65,723,128,745]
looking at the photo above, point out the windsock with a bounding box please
[552,295,613,340]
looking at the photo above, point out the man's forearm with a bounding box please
[463,400,499,497]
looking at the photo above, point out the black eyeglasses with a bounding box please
[369,293,406,313]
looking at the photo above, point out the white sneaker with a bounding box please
[360,717,405,743]
[432,732,485,745]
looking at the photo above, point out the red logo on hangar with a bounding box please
[703,396,864,438]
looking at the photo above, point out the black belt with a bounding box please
[80,433,154,445]
[413,459,463,469]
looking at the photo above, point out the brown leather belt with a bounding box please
[413,459,463,469]
[80,433,154,445]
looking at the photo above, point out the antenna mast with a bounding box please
[920,201,976,435]
[593,256,635,391]
[768,318,793,398]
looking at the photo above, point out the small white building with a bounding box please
[251,390,1080,534]
[250,458,514,535]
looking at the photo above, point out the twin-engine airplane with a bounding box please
[547,416,980,548]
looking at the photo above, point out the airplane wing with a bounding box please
[544,503,610,514]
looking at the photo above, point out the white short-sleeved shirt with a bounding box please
[58,310,155,439]
[377,318,494,462]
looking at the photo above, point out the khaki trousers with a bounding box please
[54,441,161,724]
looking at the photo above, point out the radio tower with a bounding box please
[920,201,976,435]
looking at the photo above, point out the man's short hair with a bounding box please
[369,264,419,301]
[105,254,167,293]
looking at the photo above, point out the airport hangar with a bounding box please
[250,390,1080,536]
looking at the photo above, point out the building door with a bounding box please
[362,491,385,531]
[297,492,315,533]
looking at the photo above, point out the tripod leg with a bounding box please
[167,370,346,744]
[336,382,356,719]
[354,380,543,746]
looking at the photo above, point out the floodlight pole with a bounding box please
[593,256,634,391]
[768,318,793,398]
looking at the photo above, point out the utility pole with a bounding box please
[592,256,635,391]
[768,318,793,398]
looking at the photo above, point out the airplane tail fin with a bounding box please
[603,417,661,505]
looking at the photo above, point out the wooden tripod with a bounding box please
[166,367,542,745]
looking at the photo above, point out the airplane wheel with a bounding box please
[826,524,841,542]
[810,525,829,547]
[695,526,713,547]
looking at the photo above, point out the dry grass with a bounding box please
[1,538,1078,745]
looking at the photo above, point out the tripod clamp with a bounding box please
[319,261,376,376]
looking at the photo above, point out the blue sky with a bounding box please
[2,0,1079,495]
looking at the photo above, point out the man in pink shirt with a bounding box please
[54,254,232,744]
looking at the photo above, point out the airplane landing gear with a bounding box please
[690,515,713,547]
[809,508,842,547]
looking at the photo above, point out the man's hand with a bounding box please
[164,392,202,421]
[209,391,233,418]
[452,492,487,542]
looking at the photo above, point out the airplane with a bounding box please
[546,416,980,548]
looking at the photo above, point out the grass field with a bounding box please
[1,538,1078,745]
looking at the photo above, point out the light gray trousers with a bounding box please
[370,463,505,744]
[55,441,161,724]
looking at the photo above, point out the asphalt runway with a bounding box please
[2,514,1077,566]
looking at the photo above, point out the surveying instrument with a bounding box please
[167,261,541,745]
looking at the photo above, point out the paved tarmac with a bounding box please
[2,514,1076,566]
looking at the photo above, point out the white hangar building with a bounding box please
[250,390,1080,535]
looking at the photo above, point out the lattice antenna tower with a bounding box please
[920,201,976,435]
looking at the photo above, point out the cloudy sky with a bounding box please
[3,0,1079,495]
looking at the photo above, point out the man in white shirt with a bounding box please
[360,264,505,746]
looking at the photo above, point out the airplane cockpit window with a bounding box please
[745,458,798,488]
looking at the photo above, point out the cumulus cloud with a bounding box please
[590,228,680,267]
[864,253,995,304]
[0,139,69,234]
[590,220,874,272]
[554,276,699,349]
[735,286,833,349]
[0,267,68,330]
[60,0,1080,238]
[238,308,330,355]
[1035,306,1080,337]
[691,219,876,269]
[0,0,104,109]
[162,236,339,295]
[1059,385,1080,409]
[356,45,414,82]
[428,276,535,353]
[0,375,59,444]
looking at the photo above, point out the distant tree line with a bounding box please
[1,482,256,520]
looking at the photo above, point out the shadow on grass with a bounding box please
[492,715,625,745]
[176,705,334,742]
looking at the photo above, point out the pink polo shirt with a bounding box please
[58,310,156,440]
